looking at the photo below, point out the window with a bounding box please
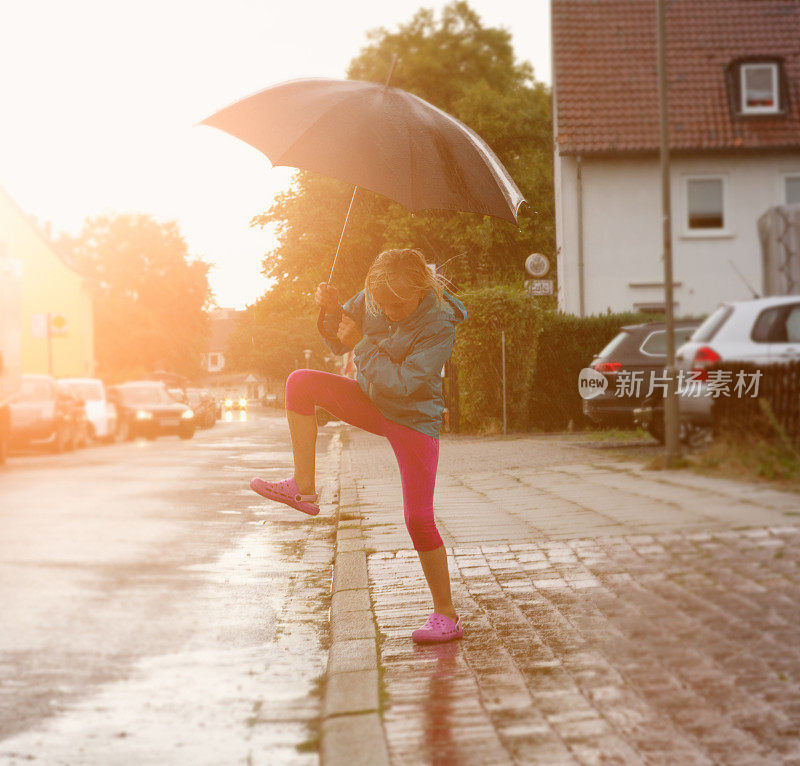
[786,306,800,343]
[597,331,628,358]
[640,330,667,355]
[692,305,733,343]
[751,307,784,343]
[751,304,800,343]
[685,176,726,233]
[639,327,697,356]
[741,63,779,114]
[785,175,800,205]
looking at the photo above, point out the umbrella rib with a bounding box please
[270,89,367,168]
[405,92,525,218]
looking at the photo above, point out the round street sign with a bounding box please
[49,314,68,334]
[525,253,549,277]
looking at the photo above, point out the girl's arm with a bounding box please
[355,319,455,400]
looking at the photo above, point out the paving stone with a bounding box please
[330,609,375,642]
[339,428,800,765]
[321,712,388,766]
[330,588,371,615]
[324,669,379,717]
[332,550,368,592]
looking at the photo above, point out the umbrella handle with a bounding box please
[317,307,339,343]
[317,307,358,344]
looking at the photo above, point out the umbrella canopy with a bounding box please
[200,78,525,225]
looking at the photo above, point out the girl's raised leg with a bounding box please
[280,369,386,496]
[287,410,317,496]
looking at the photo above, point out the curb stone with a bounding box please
[320,429,389,766]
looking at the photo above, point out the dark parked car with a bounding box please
[107,381,196,440]
[583,321,701,440]
[9,374,81,452]
[186,387,216,428]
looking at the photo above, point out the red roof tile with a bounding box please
[552,0,800,154]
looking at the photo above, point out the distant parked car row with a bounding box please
[584,296,800,444]
[8,375,222,454]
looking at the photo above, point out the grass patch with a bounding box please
[687,432,800,490]
[644,453,693,471]
[582,427,652,443]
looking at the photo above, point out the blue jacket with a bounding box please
[322,289,467,438]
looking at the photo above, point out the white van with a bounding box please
[59,378,118,441]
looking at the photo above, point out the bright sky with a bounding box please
[0,0,550,309]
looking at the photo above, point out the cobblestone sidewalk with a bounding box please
[339,429,800,765]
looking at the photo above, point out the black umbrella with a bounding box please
[200,66,525,336]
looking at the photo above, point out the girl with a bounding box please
[250,248,467,644]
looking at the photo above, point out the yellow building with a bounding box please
[0,188,94,377]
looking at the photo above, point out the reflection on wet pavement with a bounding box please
[0,412,336,764]
[370,529,800,765]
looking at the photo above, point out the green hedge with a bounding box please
[529,310,657,431]
[452,285,542,432]
[451,285,661,433]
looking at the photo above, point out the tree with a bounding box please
[224,284,334,386]
[252,0,554,302]
[60,213,212,382]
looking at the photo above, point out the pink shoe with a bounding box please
[249,477,320,516]
[411,612,464,644]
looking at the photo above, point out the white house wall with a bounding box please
[556,152,800,318]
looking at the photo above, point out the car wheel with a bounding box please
[115,419,130,442]
[647,416,665,444]
[179,425,195,440]
[50,424,66,453]
[686,424,713,449]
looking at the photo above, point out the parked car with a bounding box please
[55,381,91,449]
[168,387,188,405]
[9,374,80,452]
[58,377,118,442]
[221,392,247,412]
[635,296,800,442]
[583,321,701,435]
[0,250,22,465]
[186,387,216,428]
[107,381,196,440]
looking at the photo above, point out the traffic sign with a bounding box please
[525,279,554,296]
[525,253,550,278]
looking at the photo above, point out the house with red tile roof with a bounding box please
[551,0,800,316]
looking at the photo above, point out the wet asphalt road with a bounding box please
[0,407,334,765]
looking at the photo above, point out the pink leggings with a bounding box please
[285,369,442,552]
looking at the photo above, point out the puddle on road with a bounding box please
[0,526,334,766]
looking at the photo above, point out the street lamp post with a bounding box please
[657,0,681,466]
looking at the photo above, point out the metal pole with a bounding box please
[657,0,681,465]
[325,54,398,286]
[576,156,585,317]
[326,186,359,284]
[501,330,507,437]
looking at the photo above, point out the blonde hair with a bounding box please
[364,249,451,314]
